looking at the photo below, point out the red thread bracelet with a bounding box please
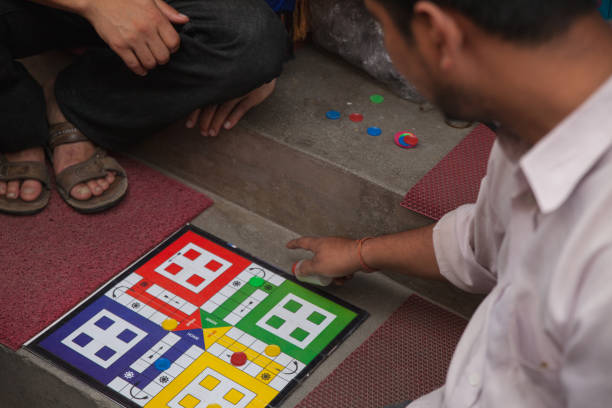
[357,237,378,273]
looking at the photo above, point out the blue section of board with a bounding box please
[38,296,167,385]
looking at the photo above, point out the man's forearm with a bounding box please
[361,223,444,280]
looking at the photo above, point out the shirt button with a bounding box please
[468,372,480,387]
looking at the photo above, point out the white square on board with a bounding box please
[129,359,150,373]
[268,274,286,286]
[226,327,244,340]
[269,376,289,392]
[220,285,237,297]
[201,301,217,313]
[162,333,181,346]
[174,354,194,369]
[244,362,264,378]
[238,333,256,347]
[142,381,163,397]
[179,302,198,315]
[250,340,267,353]
[124,273,143,285]
[185,345,204,359]
[209,293,227,305]
[107,377,129,392]
[251,290,268,301]
[206,343,225,357]
[138,305,156,318]
[224,313,241,326]
[146,284,163,297]
[149,312,167,325]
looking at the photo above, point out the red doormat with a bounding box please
[401,124,496,220]
[296,295,467,408]
[0,156,213,350]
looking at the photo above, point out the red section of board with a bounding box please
[136,230,251,308]
[0,156,213,350]
[295,295,467,408]
[401,124,496,220]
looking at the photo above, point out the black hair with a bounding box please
[374,0,599,43]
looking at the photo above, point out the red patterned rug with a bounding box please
[0,156,213,350]
[296,295,467,408]
[401,124,496,220]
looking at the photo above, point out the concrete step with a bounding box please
[0,182,414,408]
[128,45,482,318]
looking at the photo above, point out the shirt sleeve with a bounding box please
[432,142,510,294]
[561,246,612,408]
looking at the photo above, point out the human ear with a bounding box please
[411,1,463,72]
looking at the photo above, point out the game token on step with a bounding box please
[367,127,382,136]
[370,94,384,104]
[394,131,419,149]
[161,318,178,331]
[326,110,341,120]
[206,405,222,408]
[349,113,364,122]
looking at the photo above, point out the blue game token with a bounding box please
[154,358,171,371]
[326,110,341,120]
[367,127,382,136]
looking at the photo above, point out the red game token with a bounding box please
[349,113,364,122]
[231,352,247,366]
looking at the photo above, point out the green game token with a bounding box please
[370,94,384,104]
[249,276,265,287]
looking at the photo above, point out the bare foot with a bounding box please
[0,147,45,202]
[45,80,115,201]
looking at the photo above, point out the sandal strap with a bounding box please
[0,155,51,189]
[49,123,89,151]
[56,148,125,194]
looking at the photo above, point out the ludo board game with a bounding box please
[27,225,367,408]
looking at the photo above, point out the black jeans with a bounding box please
[0,0,288,152]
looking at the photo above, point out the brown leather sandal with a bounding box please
[0,154,51,215]
[49,123,128,214]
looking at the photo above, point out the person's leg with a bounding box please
[54,0,289,149]
[0,0,107,203]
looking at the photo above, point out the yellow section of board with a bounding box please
[203,327,231,350]
[145,352,278,408]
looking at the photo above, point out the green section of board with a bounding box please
[211,281,263,319]
[237,280,358,364]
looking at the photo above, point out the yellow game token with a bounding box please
[206,404,222,408]
[161,318,178,331]
[265,344,281,357]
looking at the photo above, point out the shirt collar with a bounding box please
[519,75,612,214]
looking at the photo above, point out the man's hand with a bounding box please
[80,0,189,76]
[186,79,277,137]
[286,237,362,285]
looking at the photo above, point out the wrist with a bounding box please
[356,237,379,273]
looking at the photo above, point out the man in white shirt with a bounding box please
[287,1,612,407]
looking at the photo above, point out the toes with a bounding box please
[88,180,103,196]
[6,180,19,199]
[0,181,6,195]
[71,183,92,200]
[97,178,109,191]
[20,180,42,202]
[105,172,116,185]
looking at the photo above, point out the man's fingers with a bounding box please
[133,42,157,71]
[158,23,181,53]
[286,237,316,251]
[148,36,171,65]
[211,98,242,135]
[199,105,218,136]
[225,97,256,131]
[117,48,147,76]
[155,0,189,24]
[186,109,201,128]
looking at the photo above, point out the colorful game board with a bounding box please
[27,225,367,408]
